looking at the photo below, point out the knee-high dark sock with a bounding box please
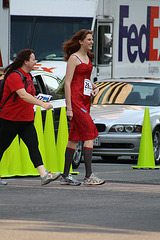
[83,147,93,178]
[62,147,75,178]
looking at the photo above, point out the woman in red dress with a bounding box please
[61,29,105,186]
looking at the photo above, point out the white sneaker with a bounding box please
[84,173,105,185]
[41,171,61,185]
[60,174,81,186]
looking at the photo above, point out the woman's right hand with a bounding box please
[42,102,53,110]
[66,109,73,120]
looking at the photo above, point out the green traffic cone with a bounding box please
[0,151,9,177]
[44,109,59,172]
[56,107,69,173]
[7,135,23,176]
[132,107,160,169]
[20,139,39,176]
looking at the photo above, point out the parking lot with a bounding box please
[1,158,160,240]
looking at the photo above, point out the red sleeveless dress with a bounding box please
[68,54,98,142]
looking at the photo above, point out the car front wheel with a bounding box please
[72,141,83,169]
[153,127,160,165]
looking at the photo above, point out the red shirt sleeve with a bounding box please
[7,72,24,92]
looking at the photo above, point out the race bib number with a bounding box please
[83,79,92,96]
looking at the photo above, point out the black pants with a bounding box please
[0,118,43,168]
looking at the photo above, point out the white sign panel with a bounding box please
[113,0,160,78]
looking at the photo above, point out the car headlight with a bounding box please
[125,125,134,133]
[109,124,142,133]
[115,125,124,132]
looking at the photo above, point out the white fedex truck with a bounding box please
[9,0,160,82]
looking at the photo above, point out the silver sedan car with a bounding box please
[90,79,160,164]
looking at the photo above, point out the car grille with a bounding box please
[95,124,106,132]
[94,143,134,149]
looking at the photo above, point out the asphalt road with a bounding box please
[1,159,160,240]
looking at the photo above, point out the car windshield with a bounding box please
[92,82,160,106]
[11,16,92,61]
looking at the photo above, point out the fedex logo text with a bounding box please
[119,5,160,63]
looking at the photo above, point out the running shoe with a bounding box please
[0,178,8,185]
[41,171,61,185]
[84,173,105,185]
[60,174,81,186]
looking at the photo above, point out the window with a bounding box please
[11,16,92,60]
[93,82,160,106]
[98,25,112,65]
[42,75,59,92]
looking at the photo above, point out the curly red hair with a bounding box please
[63,29,94,61]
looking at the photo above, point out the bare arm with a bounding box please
[65,55,79,120]
[16,88,53,110]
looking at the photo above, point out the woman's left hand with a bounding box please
[91,87,99,97]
